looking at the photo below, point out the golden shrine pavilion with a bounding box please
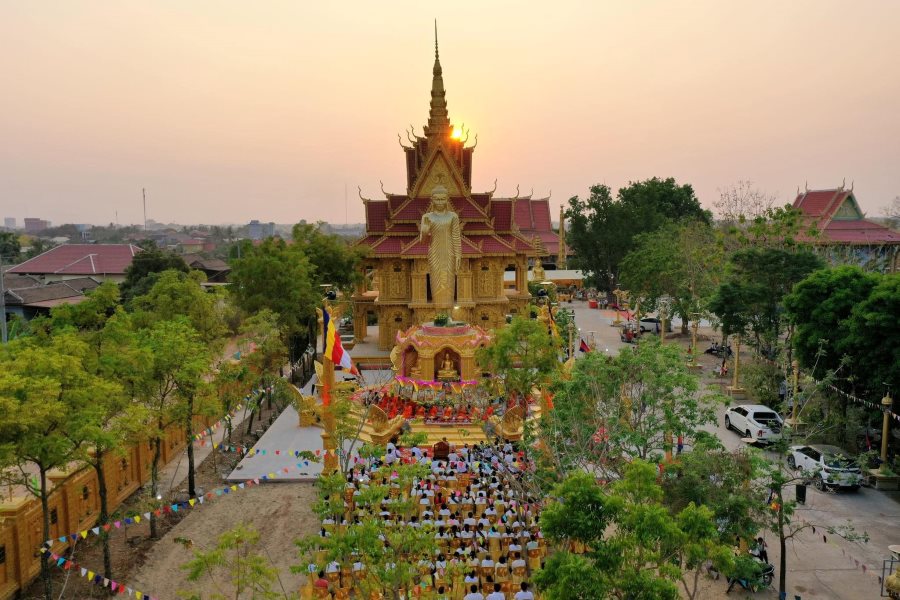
[352,33,560,350]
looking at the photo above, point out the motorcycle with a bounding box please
[726,556,774,593]
[704,342,733,358]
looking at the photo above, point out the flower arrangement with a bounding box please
[433,312,450,326]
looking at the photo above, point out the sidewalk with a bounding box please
[156,405,252,498]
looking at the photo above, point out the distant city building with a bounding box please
[23,218,51,234]
[4,217,15,230]
[7,243,142,283]
[248,220,275,240]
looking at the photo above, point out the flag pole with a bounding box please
[320,296,339,474]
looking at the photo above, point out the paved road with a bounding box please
[566,300,900,598]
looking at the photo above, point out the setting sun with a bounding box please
[451,126,463,139]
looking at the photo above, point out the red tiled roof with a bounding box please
[7,244,141,276]
[370,237,404,254]
[385,222,419,234]
[452,198,484,220]
[387,194,406,212]
[490,200,513,230]
[514,200,533,230]
[461,237,481,255]
[466,235,515,254]
[393,198,430,220]
[357,235,383,248]
[365,202,389,233]
[530,199,552,231]
[471,193,491,210]
[400,239,430,256]
[821,220,900,244]
[793,190,849,220]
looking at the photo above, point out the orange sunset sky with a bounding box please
[2,1,899,226]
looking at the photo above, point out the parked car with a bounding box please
[787,444,863,491]
[639,317,673,334]
[724,404,784,444]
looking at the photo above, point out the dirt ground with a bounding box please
[130,483,318,599]
[21,401,302,600]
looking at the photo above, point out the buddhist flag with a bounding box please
[323,306,357,374]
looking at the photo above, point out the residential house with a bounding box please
[6,244,142,283]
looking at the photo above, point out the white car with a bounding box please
[639,317,673,334]
[787,444,863,491]
[724,404,784,444]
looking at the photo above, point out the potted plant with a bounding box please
[433,313,450,327]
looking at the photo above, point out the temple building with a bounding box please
[793,184,899,273]
[352,34,560,350]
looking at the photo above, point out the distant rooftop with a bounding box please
[7,244,142,276]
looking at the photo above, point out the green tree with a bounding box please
[709,248,823,352]
[542,340,725,481]
[137,319,210,536]
[132,269,228,347]
[535,463,733,600]
[662,440,759,549]
[180,522,284,600]
[476,315,559,401]
[120,246,189,304]
[0,231,21,261]
[566,178,710,289]
[50,287,150,582]
[229,238,317,339]
[292,221,366,293]
[844,273,900,397]
[619,220,723,333]
[784,266,880,379]
[0,333,115,600]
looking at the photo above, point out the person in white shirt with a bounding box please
[514,582,534,600]
[463,584,484,600]
[486,582,506,600]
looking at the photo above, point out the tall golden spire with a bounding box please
[426,20,450,137]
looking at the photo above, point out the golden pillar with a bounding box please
[728,335,745,397]
[688,312,701,369]
[881,393,893,469]
[785,360,803,431]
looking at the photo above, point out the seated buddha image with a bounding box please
[437,352,458,380]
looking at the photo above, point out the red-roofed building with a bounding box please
[793,186,899,272]
[352,36,563,349]
[7,244,142,283]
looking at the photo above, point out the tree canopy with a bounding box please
[476,315,559,400]
[566,178,710,289]
[119,246,190,303]
[291,222,366,293]
[229,237,318,337]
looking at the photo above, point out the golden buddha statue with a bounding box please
[419,184,461,307]
[437,352,458,380]
[533,261,546,283]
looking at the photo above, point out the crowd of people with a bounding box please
[303,440,544,599]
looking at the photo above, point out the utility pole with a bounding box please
[142,188,147,232]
